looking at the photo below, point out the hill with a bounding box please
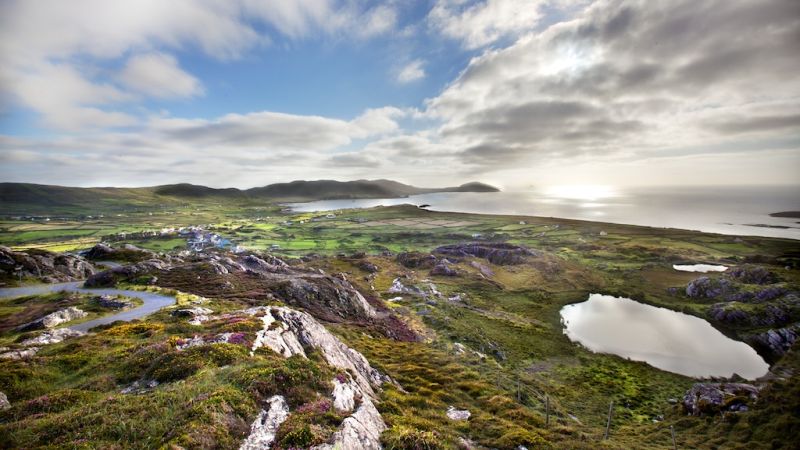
[0,180,499,214]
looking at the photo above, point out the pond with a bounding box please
[672,264,728,273]
[0,282,177,332]
[560,294,769,379]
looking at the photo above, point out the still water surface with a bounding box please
[287,185,800,239]
[0,282,176,332]
[560,294,769,379]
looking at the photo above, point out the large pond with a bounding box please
[560,294,769,379]
[0,282,176,332]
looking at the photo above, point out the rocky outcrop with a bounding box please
[313,396,385,450]
[727,265,777,285]
[434,242,536,265]
[396,252,438,269]
[96,295,132,309]
[247,306,384,397]
[709,302,795,328]
[83,243,155,262]
[387,278,429,297]
[431,262,458,277]
[358,261,379,273]
[18,307,88,331]
[748,325,799,359]
[240,395,290,450]
[470,261,494,277]
[683,383,760,416]
[21,328,85,346]
[686,277,734,299]
[268,276,377,322]
[0,246,96,283]
[242,254,289,274]
[83,259,171,287]
[241,306,387,450]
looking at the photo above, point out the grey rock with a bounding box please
[0,391,9,410]
[430,262,458,277]
[18,307,88,331]
[240,395,290,450]
[683,383,760,416]
[21,328,85,346]
[96,295,132,309]
[446,406,471,420]
[748,325,799,358]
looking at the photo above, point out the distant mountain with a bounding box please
[0,180,499,213]
[244,179,499,201]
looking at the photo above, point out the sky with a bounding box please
[0,0,798,190]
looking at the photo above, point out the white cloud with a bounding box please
[119,52,203,99]
[396,59,426,83]
[0,0,399,131]
[428,0,548,49]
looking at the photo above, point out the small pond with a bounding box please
[0,282,177,332]
[672,264,728,273]
[560,294,769,379]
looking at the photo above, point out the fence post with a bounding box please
[604,401,613,440]
[545,395,550,427]
[670,425,677,450]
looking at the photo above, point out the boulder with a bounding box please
[0,391,9,410]
[446,406,472,420]
[434,242,535,265]
[18,307,88,331]
[683,383,760,416]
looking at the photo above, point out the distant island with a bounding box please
[0,180,499,214]
[770,211,800,219]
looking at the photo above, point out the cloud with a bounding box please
[396,59,426,83]
[428,0,550,49]
[0,0,400,131]
[118,52,203,98]
[328,152,382,167]
[420,0,800,172]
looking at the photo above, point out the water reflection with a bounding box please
[286,185,800,239]
[560,294,769,379]
[673,264,728,273]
